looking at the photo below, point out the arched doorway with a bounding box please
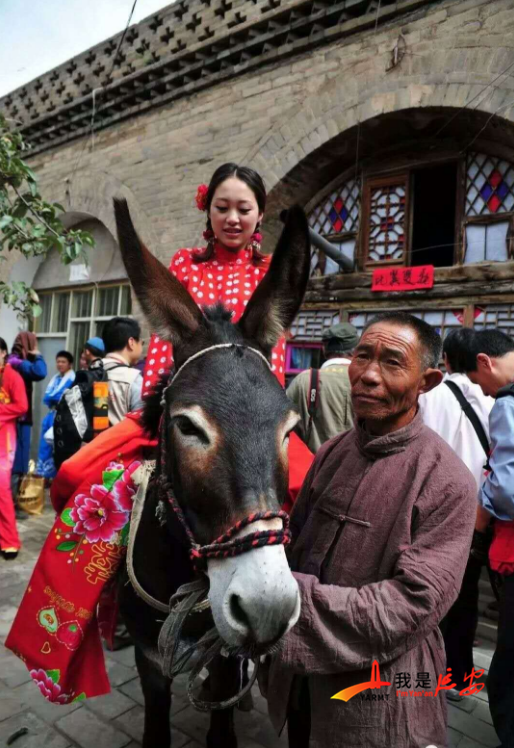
[259,107,514,381]
[30,215,131,461]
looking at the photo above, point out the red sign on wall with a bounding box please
[371,265,434,292]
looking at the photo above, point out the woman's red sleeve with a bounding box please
[0,367,29,424]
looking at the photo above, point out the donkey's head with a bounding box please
[114,198,310,653]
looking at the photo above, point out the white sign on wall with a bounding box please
[69,263,90,282]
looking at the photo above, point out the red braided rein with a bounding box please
[158,476,290,569]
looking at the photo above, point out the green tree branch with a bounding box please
[0,113,95,320]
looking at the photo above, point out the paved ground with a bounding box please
[0,506,501,748]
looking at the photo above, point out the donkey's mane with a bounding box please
[141,302,247,437]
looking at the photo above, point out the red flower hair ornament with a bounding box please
[195,184,209,212]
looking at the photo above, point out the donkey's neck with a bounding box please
[132,476,194,607]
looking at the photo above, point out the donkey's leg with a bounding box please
[206,655,239,748]
[135,645,172,748]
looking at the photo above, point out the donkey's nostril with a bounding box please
[229,593,251,633]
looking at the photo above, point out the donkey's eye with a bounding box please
[175,416,209,443]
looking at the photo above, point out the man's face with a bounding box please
[468,352,514,397]
[349,322,441,431]
[56,356,71,374]
[128,337,143,365]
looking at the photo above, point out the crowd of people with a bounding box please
[0,318,146,559]
[1,161,514,748]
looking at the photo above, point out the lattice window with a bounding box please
[349,308,463,342]
[363,175,408,266]
[308,178,360,236]
[289,309,340,342]
[307,178,360,277]
[473,304,514,337]
[466,153,514,217]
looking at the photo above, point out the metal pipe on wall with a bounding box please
[279,209,354,273]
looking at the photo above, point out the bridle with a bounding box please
[157,342,291,571]
[134,343,293,710]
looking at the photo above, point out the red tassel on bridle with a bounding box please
[159,475,290,570]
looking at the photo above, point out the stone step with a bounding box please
[476,617,498,644]
[473,640,494,673]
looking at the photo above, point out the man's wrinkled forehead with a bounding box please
[357,322,421,360]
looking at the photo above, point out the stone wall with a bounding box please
[2,0,514,323]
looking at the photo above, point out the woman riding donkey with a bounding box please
[7,165,313,726]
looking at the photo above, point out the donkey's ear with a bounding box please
[238,205,310,352]
[113,198,203,345]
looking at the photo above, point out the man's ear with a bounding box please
[477,352,493,372]
[419,367,444,395]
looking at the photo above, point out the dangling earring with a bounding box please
[250,223,262,254]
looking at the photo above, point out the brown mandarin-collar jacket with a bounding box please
[268,412,477,748]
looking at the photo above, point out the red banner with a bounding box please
[371,265,434,292]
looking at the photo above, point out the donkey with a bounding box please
[113,198,311,748]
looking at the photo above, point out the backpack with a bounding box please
[53,359,127,469]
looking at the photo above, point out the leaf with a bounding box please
[53,203,65,212]
[56,541,78,552]
[60,508,75,527]
[102,469,123,491]
[119,522,130,547]
[0,215,13,230]
[73,692,86,702]
[46,669,60,684]
[31,304,42,318]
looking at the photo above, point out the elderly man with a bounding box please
[287,322,359,452]
[267,311,477,748]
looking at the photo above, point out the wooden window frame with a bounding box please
[33,283,132,343]
[462,212,514,263]
[360,173,410,270]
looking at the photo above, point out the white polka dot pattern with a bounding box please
[141,246,286,396]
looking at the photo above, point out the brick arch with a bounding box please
[247,75,514,193]
[41,169,158,249]
[247,71,514,248]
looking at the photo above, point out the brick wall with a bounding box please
[2,0,514,331]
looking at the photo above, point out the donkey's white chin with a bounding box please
[207,543,300,649]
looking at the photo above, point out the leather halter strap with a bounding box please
[158,342,290,570]
[174,342,272,383]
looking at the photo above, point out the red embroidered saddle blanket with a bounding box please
[6,414,313,704]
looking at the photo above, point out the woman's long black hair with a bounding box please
[195,162,267,264]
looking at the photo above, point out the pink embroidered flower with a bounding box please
[105,461,124,471]
[70,484,128,543]
[112,462,141,512]
[195,183,208,211]
[30,669,71,704]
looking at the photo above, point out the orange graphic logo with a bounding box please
[331,660,391,702]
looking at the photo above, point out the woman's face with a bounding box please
[0,348,6,366]
[209,177,263,253]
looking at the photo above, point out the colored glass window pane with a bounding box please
[466,154,514,216]
[308,178,360,236]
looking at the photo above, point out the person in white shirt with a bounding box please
[101,316,144,426]
[419,327,494,702]
[419,327,493,488]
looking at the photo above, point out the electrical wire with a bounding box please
[67,0,139,190]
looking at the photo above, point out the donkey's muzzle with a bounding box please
[206,543,301,648]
